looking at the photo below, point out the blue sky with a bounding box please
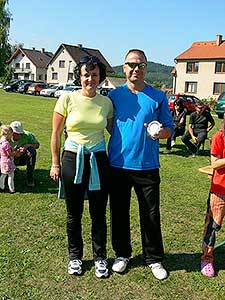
[8,0,225,67]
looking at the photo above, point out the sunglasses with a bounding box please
[125,62,147,69]
[80,56,101,64]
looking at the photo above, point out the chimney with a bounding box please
[216,34,222,46]
[32,47,35,50]
[77,44,82,48]
[41,48,45,53]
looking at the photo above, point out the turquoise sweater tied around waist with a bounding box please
[64,139,106,191]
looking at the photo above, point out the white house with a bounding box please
[173,34,225,99]
[8,48,53,83]
[47,43,114,85]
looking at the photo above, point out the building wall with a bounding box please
[174,60,225,99]
[10,53,37,81]
[47,49,76,85]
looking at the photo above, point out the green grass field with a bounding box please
[0,89,224,300]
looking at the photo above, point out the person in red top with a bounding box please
[201,114,225,277]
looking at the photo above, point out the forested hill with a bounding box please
[113,61,174,88]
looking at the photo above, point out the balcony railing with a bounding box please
[13,68,32,73]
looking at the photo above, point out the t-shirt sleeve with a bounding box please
[54,94,69,117]
[210,132,223,158]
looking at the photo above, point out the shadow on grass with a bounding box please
[14,168,58,194]
[129,248,225,274]
[160,143,210,157]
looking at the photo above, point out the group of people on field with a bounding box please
[164,97,215,157]
[48,49,225,279]
[0,121,39,193]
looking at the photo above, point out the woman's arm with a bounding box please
[211,154,225,170]
[106,117,113,134]
[50,112,65,181]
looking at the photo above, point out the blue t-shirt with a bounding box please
[108,84,174,170]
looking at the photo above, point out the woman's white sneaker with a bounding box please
[112,257,130,273]
[149,262,168,280]
[95,260,109,278]
[68,259,82,275]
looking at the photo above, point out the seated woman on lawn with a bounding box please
[164,100,186,154]
[201,113,225,277]
[50,56,113,278]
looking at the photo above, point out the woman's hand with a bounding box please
[50,165,61,181]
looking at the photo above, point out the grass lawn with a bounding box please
[0,89,224,300]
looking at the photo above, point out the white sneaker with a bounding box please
[171,140,176,147]
[95,259,109,278]
[112,257,130,273]
[149,262,168,280]
[68,259,82,275]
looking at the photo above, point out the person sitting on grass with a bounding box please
[181,102,215,157]
[10,121,40,187]
[164,100,186,154]
[201,114,225,277]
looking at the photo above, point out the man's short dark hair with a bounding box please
[125,49,147,62]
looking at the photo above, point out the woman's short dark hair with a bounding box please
[74,56,106,85]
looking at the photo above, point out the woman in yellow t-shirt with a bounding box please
[50,56,113,278]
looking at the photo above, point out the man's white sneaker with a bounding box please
[112,257,130,273]
[171,140,176,147]
[68,259,82,275]
[95,259,109,278]
[149,262,168,280]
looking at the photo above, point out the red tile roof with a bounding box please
[176,40,225,60]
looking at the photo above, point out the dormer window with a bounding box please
[186,62,199,73]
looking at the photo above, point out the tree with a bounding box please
[0,0,11,82]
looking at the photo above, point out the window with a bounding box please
[215,62,225,73]
[213,82,225,94]
[15,63,20,68]
[59,60,65,68]
[52,73,58,80]
[186,62,199,73]
[38,75,42,80]
[68,73,73,80]
[185,81,197,93]
[26,63,30,69]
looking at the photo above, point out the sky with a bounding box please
[7,0,225,67]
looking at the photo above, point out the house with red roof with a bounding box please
[8,47,53,83]
[47,43,114,85]
[172,34,225,99]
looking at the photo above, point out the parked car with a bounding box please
[17,82,34,94]
[27,82,48,95]
[54,85,81,98]
[99,87,113,96]
[167,94,210,114]
[4,79,33,92]
[215,92,225,119]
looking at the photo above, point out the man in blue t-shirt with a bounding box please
[108,49,174,280]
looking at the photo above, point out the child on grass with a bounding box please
[201,114,225,277]
[0,125,16,193]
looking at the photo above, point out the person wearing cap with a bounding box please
[181,102,215,157]
[10,121,40,187]
[108,49,174,280]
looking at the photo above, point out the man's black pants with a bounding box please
[110,167,164,265]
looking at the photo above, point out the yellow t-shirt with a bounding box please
[54,90,113,148]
